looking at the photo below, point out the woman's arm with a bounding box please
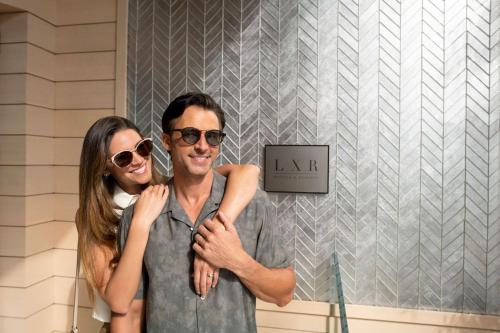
[194,164,260,297]
[109,300,144,333]
[214,164,260,222]
[90,245,144,332]
[101,185,168,315]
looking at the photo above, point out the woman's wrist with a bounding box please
[130,217,152,234]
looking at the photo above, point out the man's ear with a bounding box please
[161,133,171,153]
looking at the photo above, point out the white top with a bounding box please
[92,186,139,323]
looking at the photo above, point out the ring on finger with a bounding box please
[207,273,214,279]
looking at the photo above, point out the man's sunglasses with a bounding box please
[109,138,153,168]
[168,127,226,147]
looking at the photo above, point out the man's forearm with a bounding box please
[231,253,295,307]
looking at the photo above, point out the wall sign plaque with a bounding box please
[264,145,329,194]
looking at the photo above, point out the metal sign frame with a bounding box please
[264,145,329,194]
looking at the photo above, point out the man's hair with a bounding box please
[161,92,225,133]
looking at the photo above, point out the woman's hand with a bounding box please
[193,254,219,299]
[132,184,169,230]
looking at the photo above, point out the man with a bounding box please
[119,92,295,332]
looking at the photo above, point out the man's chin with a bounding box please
[192,170,212,178]
[186,165,212,178]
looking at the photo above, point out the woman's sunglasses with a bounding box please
[168,127,226,147]
[109,138,153,168]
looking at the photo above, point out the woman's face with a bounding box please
[107,129,153,194]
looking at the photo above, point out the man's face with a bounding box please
[162,105,222,178]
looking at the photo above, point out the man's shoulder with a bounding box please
[240,187,273,224]
[251,187,271,205]
[122,203,135,219]
[119,204,136,232]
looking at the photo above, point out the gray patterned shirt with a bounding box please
[118,172,292,333]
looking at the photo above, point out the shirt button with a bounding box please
[190,227,194,231]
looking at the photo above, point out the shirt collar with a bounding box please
[163,171,226,222]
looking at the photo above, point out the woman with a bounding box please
[76,116,259,332]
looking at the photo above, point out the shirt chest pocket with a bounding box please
[145,219,193,267]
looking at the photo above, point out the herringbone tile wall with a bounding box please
[127,0,500,315]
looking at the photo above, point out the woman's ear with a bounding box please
[103,163,111,177]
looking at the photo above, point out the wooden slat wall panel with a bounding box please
[0,1,117,332]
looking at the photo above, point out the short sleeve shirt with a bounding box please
[118,172,292,333]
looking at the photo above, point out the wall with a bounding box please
[127,0,500,316]
[256,300,500,333]
[0,0,498,332]
[0,0,119,332]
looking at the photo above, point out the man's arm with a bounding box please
[193,213,295,306]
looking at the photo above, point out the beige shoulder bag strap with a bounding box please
[71,244,80,333]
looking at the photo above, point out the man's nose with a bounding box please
[194,133,209,151]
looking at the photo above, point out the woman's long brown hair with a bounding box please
[76,116,163,300]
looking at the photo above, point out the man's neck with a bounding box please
[173,169,214,224]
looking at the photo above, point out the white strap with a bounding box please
[71,245,80,333]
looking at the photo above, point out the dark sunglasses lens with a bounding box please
[181,128,201,144]
[205,131,224,146]
[113,151,133,167]
[136,139,153,157]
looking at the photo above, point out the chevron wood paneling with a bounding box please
[356,0,377,305]
[278,1,298,145]
[442,0,467,312]
[220,0,241,165]
[259,0,279,156]
[127,0,500,316]
[317,0,337,303]
[487,0,500,315]
[152,0,171,175]
[240,0,259,165]
[295,0,319,302]
[376,0,400,308]
[419,0,444,311]
[134,0,154,138]
[463,0,490,314]
[186,0,204,93]
[336,0,359,305]
[169,0,188,98]
[398,0,421,309]
[127,0,138,121]
[277,0,298,296]
[297,0,318,146]
[204,0,223,103]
